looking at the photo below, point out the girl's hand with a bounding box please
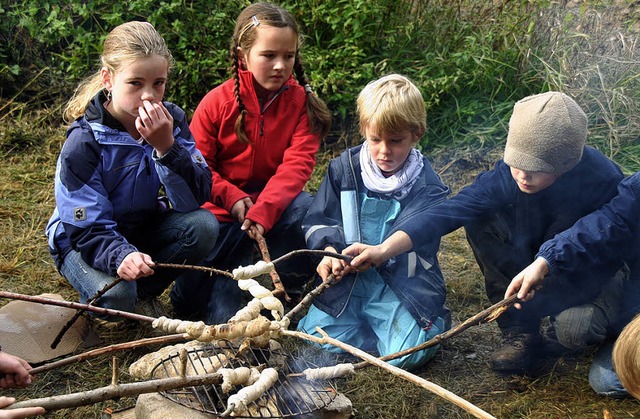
[117,252,155,281]
[136,100,174,156]
[230,197,253,223]
[343,243,385,271]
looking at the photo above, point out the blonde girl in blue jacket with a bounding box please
[46,22,218,322]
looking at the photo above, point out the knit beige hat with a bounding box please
[503,91,587,173]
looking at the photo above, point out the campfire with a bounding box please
[142,340,339,417]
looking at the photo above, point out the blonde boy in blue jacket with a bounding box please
[298,74,451,370]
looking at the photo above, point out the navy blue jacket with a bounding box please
[46,92,212,276]
[303,145,451,329]
[537,171,640,331]
[538,172,640,278]
[402,147,623,262]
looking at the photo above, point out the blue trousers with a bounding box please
[297,269,445,370]
[58,209,218,316]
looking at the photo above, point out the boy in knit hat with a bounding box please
[507,170,640,396]
[340,91,626,374]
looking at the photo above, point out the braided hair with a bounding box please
[230,3,331,143]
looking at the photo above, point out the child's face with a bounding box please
[365,127,419,176]
[510,167,562,194]
[240,25,297,96]
[102,55,168,129]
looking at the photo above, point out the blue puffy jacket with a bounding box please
[46,92,212,276]
[402,147,623,261]
[302,145,451,329]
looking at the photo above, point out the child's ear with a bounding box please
[101,67,113,91]
[413,128,425,142]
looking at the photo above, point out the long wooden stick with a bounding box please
[0,291,154,323]
[282,328,496,419]
[31,334,189,375]
[353,293,520,368]
[7,372,224,411]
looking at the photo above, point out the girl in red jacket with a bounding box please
[171,2,331,324]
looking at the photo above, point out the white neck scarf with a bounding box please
[359,141,424,200]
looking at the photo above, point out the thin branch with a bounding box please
[8,372,224,412]
[51,277,124,349]
[284,274,338,321]
[0,292,155,323]
[353,293,520,368]
[154,262,233,278]
[281,328,496,419]
[247,225,288,301]
[31,334,189,375]
[270,249,352,266]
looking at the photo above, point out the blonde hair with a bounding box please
[230,2,331,143]
[357,74,426,138]
[613,313,640,399]
[63,21,174,123]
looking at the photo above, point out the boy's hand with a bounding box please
[317,247,348,281]
[117,252,155,281]
[136,100,174,156]
[505,257,549,309]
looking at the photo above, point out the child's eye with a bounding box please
[129,81,141,86]
[154,80,166,87]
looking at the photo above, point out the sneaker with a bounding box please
[135,297,169,319]
[491,331,541,374]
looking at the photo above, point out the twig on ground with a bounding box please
[282,327,497,419]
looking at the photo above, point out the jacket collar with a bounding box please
[85,91,127,132]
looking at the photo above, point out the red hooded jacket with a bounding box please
[190,69,320,232]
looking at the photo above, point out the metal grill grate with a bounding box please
[151,341,338,417]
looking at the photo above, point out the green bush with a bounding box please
[2,0,640,169]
